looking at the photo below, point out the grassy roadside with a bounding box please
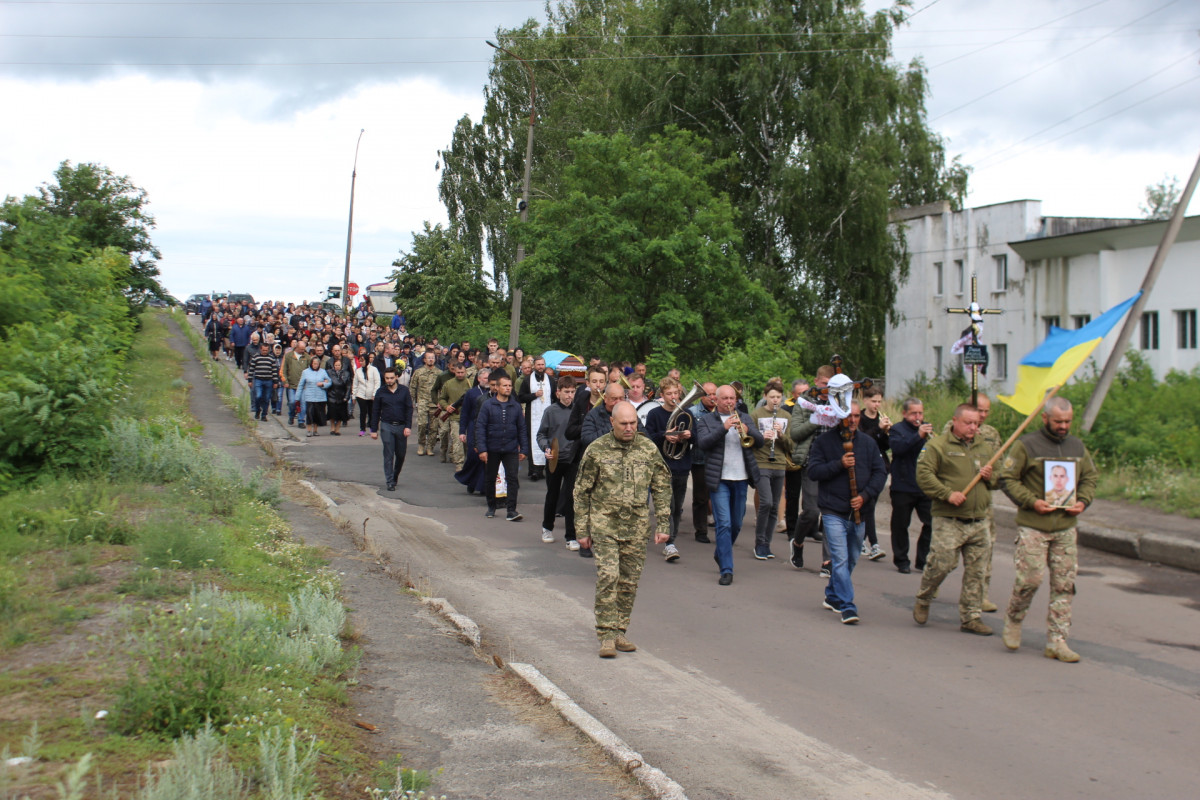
[0,312,430,798]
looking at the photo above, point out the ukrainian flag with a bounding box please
[999,292,1142,415]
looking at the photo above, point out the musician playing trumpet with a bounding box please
[695,385,764,585]
[645,377,696,563]
[750,380,789,560]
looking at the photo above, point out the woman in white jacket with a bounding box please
[352,360,381,436]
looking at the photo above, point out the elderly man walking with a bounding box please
[575,402,671,658]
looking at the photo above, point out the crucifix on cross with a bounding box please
[945,274,1004,405]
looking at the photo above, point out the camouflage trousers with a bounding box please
[981,504,997,600]
[591,529,648,642]
[415,407,436,450]
[1006,525,1077,642]
[917,516,991,623]
[439,416,464,466]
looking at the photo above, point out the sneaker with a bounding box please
[485,508,496,519]
[753,546,770,561]
[579,547,594,558]
[663,544,680,563]
[541,528,554,543]
[822,598,841,613]
[840,609,860,625]
[506,511,523,522]
[566,540,581,551]
[695,532,711,544]
[960,618,994,636]
[789,539,804,570]
[819,562,832,579]
[860,540,871,557]
[358,431,365,437]
[869,544,886,561]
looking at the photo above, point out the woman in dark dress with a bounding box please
[326,356,352,435]
[454,369,491,494]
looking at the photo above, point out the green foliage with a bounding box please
[1139,174,1181,220]
[1,160,163,303]
[439,0,966,371]
[134,724,247,800]
[255,725,319,800]
[685,330,809,399]
[391,222,498,336]
[136,516,226,571]
[0,477,135,550]
[516,127,777,363]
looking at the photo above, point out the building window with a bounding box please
[1178,309,1198,350]
[1043,316,1061,336]
[933,345,943,376]
[934,262,944,296]
[993,344,1008,380]
[1140,311,1160,350]
[1072,314,1091,329]
[993,254,1008,292]
[954,259,965,295]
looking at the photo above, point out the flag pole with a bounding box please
[962,384,1063,495]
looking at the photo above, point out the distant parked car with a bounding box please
[185,293,210,314]
[228,293,256,306]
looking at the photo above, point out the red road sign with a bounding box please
[348,282,360,296]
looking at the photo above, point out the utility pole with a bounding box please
[342,128,365,315]
[487,40,536,352]
[1082,149,1200,431]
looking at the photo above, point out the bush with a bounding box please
[137,516,225,571]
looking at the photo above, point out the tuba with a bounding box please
[663,381,705,460]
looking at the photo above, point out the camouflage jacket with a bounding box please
[574,432,672,541]
[1001,427,1097,533]
[916,431,998,518]
[410,365,442,407]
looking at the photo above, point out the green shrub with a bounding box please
[134,723,248,800]
[136,517,225,571]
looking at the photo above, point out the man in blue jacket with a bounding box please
[808,401,887,624]
[889,398,935,574]
[695,385,764,585]
[229,317,252,370]
[476,373,528,521]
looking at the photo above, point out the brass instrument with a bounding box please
[731,410,755,449]
[662,380,705,461]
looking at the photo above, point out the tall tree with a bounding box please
[1,160,163,303]
[438,0,966,370]
[1139,175,1181,220]
[515,127,775,363]
[391,222,498,336]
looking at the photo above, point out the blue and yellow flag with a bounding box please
[999,292,1142,415]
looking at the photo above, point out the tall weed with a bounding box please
[134,724,248,800]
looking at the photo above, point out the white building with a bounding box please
[886,199,1200,398]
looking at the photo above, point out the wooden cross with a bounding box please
[945,274,1004,405]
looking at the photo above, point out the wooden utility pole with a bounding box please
[1082,150,1200,432]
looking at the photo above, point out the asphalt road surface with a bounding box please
[269,420,1199,800]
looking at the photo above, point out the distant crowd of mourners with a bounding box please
[198,294,1097,663]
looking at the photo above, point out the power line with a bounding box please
[928,0,1113,71]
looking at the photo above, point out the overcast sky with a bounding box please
[1,0,1196,305]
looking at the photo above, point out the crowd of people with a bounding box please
[197,295,1099,663]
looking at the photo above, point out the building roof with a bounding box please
[1009,215,1200,260]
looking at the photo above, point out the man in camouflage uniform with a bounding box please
[409,350,442,456]
[1000,396,1097,663]
[914,404,997,635]
[943,394,1003,611]
[438,361,471,468]
[575,401,671,658]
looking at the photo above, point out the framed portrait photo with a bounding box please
[1044,459,1077,509]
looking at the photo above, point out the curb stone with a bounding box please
[507,663,690,800]
[291,468,690,797]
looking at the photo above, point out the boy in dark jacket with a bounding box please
[536,376,579,547]
[476,373,528,521]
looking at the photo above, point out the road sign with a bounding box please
[347,282,360,296]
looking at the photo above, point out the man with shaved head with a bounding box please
[575,401,672,658]
[999,396,1097,663]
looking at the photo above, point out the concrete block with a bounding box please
[1138,533,1200,573]
[1078,525,1140,560]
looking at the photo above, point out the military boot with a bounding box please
[614,636,637,652]
[981,599,999,613]
[417,444,426,456]
[912,599,930,625]
[960,618,993,636]
[1044,640,1080,663]
[598,639,618,658]
[1002,616,1021,651]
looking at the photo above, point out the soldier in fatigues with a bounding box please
[575,401,672,658]
[1000,396,1097,662]
[409,351,442,456]
[943,394,1003,611]
[913,404,997,635]
[438,362,471,469]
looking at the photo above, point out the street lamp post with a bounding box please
[487,40,536,351]
[342,128,365,315]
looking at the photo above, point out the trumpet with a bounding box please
[731,411,754,449]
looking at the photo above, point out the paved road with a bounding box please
[254,414,1199,800]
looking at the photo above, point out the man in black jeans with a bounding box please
[888,397,934,574]
[370,367,413,492]
[476,374,528,521]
